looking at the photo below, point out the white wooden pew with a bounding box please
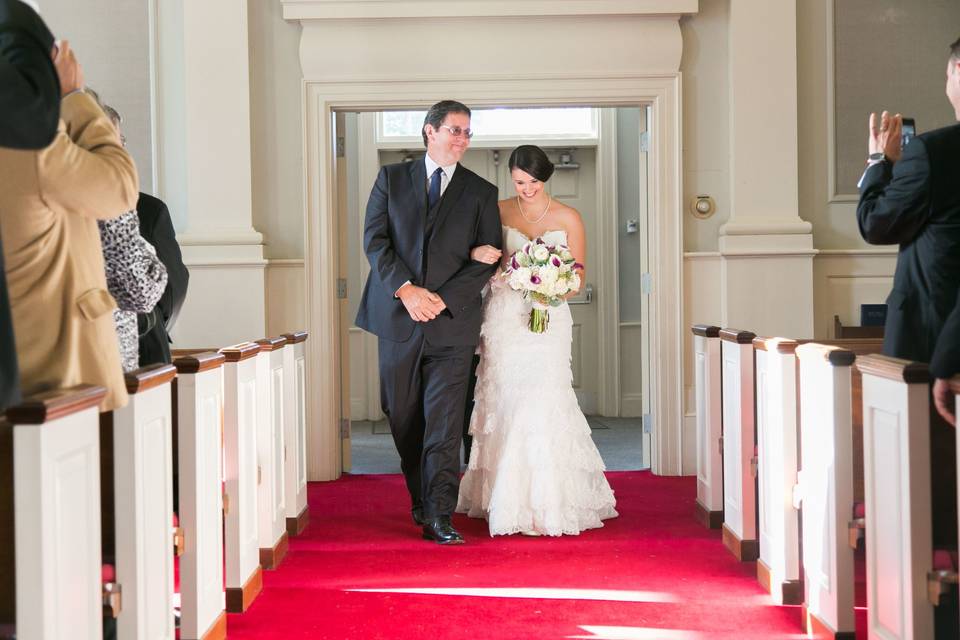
[720,328,758,561]
[752,337,802,605]
[220,342,264,613]
[692,324,723,529]
[796,343,855,639]
[255,337,289,570]
[859,354,934,639]
[282,331,310,536]
[111,365,178,639]
[173,352,227,640]
[0,386,108,640]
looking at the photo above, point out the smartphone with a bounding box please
[901,117,916,149]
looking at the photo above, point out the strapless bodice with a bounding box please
[503,225,568,256]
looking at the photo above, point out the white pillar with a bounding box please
[155,0,266,347]
[721,0,815,338]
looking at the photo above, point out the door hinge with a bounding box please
[639,131,650,153]
[337,278,347,299]
[336,136,345,158]
[340,418,351,439]
[718,436,724,456]
[640,272,652,295]
[642,413,652,434]
[750,455,758,478]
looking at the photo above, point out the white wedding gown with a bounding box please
[456,226,618,536]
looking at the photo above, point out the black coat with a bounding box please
[135,193,189,366]
[857,123,960,374]
[0,0,60,409]
[355,159,501,346]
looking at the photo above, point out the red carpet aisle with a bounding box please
[225,472,807,639]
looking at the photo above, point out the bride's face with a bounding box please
[512,168,545,202]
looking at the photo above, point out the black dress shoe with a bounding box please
[411,506,425,526]
[422,516,465,544]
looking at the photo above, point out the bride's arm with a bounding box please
[470,245,501,264]
[563,210,587,300]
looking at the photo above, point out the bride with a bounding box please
[456,145,618,536]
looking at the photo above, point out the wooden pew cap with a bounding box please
[5,385,107,424]
[691,325,720,337]
[856,354,929,383]
[256,336,288,351]
[719,328,756,344]
[282,330,309,344]
[752,337,799,353]
[220,342,262,362]
[125,364,177,395]
[173,351,226,374]
[795,343,855,366]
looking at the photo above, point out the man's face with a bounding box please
[947,57,960,120]
[426,111,471,165]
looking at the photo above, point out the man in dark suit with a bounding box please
[858,37,960,560]
[356,100,502,544]
[858,37,960,369]
[0,0,61,410]
[135,193,189,366]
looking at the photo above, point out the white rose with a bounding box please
[532,245,550,262]
[510,267,532,289]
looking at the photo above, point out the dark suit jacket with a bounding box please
[0,0,59,150]
[135,193,189,366]
[355,159,501,346]
[0,0,60,409]
[857,123,960,371]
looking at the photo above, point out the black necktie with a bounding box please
[428,167,443,209]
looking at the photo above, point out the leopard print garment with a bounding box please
[98,210,168,372]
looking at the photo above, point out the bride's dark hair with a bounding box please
[508,145,554,183]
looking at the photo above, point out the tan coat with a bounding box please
[0,92,139,411]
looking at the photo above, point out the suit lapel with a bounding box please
[429,163,468,240]
[407,159,427,225]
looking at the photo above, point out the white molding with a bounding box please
[267,259,307,267]
[683,251,721,259]
[183,260,268,268]
[721,249,820,258]
[825,0,859,203]
[282,0,698,20]
[596,108,621,416]
[815,248,897,257]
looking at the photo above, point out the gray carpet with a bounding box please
[348,416,645,474]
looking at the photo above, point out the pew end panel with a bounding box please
[859,355,934,640]
[255,336,290,570]
[796,344,856,638]
[5,386,107,640]
[220,342,264,613]
[752,337,803,605]
[111,364,178,640]
[720,328,758,561]
[692,325,723,529]
[173,353,227,640]
[282,331,310,536]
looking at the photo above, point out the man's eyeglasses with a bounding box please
[439,125,473,139]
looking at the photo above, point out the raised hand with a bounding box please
[470,244,502,264]
[868,110,902,163]
[52,40,84,96]
[397,283,446,322]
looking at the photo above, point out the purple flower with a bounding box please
[511,256,519,269]
[550,256,561,267]
[530,274,542,285]
[535,238,545,245]
[573,262,584,271]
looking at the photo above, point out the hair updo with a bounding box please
[508,145,554,183]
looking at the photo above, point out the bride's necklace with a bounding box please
[517,195,551,224]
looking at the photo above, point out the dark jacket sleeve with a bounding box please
[0,0,59,149]
[931,296,960,378]
[363,166,416,295]
[435,185,502,317]
[856,138,932,246]
[148,200,189,332]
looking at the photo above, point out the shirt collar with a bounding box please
[425,153,457,180]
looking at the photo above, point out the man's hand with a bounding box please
[470,244,502,265]
[397,283,446,322]
[52,40,84,97]
[933,378,956,427]
[868,111,902,163]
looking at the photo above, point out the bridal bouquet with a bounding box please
[501,239,583,333]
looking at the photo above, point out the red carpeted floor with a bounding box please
[225,472,812,639]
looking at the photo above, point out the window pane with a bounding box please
[380,107,597,139]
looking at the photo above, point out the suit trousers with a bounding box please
[379,330,474,518]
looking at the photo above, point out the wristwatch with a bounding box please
[867,152,889,166]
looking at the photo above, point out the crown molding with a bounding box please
[282,0,698,21]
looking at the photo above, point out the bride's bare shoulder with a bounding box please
[551,200,583,227]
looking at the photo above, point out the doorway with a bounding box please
[335,107,653,474]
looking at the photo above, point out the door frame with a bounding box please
[301,76,683,480]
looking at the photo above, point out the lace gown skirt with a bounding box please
[456,279,618,536]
